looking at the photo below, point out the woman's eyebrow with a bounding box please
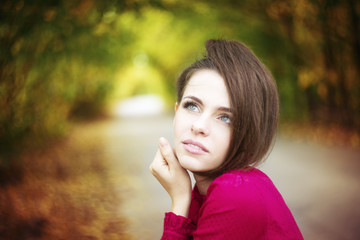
[218,106,233,113]
[183,95,203,105]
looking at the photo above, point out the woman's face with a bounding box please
[173,69,232,172]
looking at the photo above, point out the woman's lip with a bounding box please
[182,139,209,153]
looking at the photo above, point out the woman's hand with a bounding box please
[149,137,192,217]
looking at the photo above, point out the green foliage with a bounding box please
[1,0,359,157]
[0,0,120,154]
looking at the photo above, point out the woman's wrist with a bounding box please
[171,195,191,218]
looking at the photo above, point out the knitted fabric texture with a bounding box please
[161,168,303,240]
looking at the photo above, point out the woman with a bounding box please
[149,39,303,239]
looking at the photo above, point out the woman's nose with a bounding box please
[191,117,210,136]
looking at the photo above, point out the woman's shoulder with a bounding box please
[202,168,269,230]
[202,169,303,239]
[209,168,271,191]
[206,168,271,205]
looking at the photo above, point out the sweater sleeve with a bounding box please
[161,212,196,240]
[192,173,268,240]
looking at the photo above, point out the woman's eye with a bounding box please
[184,102,199,112]
[219,115,231,123]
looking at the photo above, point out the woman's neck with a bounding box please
[193,174,214,196]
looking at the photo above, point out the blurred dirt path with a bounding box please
[86,115,360,240]
[98,115,174,239]
[261,137,360,240]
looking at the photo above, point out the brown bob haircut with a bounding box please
[176,39,279,178]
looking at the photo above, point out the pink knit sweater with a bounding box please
[161,168,303,239]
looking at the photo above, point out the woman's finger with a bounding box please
[149,149,167,174]
[158,137,179,168]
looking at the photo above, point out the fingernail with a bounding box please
[159,137,167,147]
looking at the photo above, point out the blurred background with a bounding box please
[0,0,359,239]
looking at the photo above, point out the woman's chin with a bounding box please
[178,157,209,173]
[178,157,198,172]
